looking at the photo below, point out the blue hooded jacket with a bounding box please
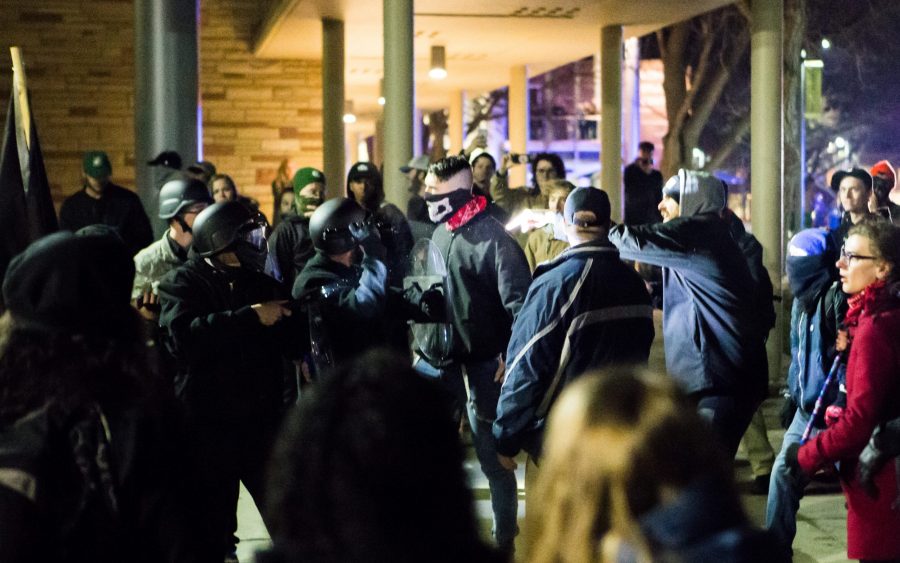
[609,170,767,396]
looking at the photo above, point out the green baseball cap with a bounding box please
[83,151,112,178]
[292,167,325,196]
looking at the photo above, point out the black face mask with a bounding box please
[424,190,473,223]
[233,240,268,273]
[787,254,836,312]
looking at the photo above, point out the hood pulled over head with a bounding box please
[664,169,727,217]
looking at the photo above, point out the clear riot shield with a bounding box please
[405,238,453,365]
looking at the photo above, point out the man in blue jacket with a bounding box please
[766,228,846,556]
[494,187,654,461]
[609,169,768,457]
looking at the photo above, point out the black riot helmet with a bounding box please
[192,201,266,258]
[309,197,366,255]
[158,178,214,220]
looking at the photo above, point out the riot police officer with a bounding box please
[292,197,389,371]
[132,178,212,320]
[158,201,306,561]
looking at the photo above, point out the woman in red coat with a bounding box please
[787,220,900,561]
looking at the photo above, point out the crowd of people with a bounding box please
[0,140,899,563]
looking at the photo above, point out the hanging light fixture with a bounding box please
[429,45,447,80]
[377,78,385,106]
[342,100,356,124]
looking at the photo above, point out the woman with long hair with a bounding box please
[529,369,781,563]
[789,220,900,562]
[0,232,211,562]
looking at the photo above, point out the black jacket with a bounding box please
[623,161,663,225]
[158,258,304,419]
[0,399,214,563]
[430,209,531,363]
[292,251,388,365]
[59,183,154,256]
[268,214,314,289]
[371,202,414,288]
[609,172,767,397]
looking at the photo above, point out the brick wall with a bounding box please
[0,1,136,202]
[0,0,323,219]
[200,0,323,219]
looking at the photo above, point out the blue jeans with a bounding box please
[765,409,814,554]
[694,393,761,459]
[414,357,519,547]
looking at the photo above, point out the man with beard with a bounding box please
[609,169,768,458]
[268,167,325,289]
[59,150,154,256]
[414,155,531,556]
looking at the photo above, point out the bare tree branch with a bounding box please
[705,114,750,170]
[684,28,749,145]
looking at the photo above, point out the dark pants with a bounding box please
[189,413,281,555]
[692,392,762,459]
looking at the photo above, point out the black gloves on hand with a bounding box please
[419,287,447,322]
[350,221,386,261]
[780,396,797,430]
[858,417,900,499]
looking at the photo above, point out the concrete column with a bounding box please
[322,18,345,200]
[134,0,199,237]
[508,65,529,188]
[622,37,641,164]
[600,25,623,221]
[383,0,414,207]
[449,90,464,154]
[751,0,785,384]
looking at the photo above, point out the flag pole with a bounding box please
[9,46,31,150]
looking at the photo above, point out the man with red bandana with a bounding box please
[412,154,531,556]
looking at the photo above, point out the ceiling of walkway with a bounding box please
[255,0,734,120]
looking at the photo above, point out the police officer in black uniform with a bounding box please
[158,201,306,562]
[292,197,390,371]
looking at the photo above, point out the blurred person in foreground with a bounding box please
[263,350,503,563]
[0,231,213,562]
[528,369,784,563]
[787,220,900,562]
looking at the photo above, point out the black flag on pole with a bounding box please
[0,87,58,288]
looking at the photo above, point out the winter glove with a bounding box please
[419,286,447,322]
[859,417,900,499]
[350,222,386,261]
[780,396,797,430]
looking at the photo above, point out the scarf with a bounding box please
[446,196,488,232]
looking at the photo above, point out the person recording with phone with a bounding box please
[623,141,664,225]
[491,151,566,217]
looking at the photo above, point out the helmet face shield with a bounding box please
[239,224,268,252]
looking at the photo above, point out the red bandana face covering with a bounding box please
[446,196,487,231]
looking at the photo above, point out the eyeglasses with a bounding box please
[840,245,877,264]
